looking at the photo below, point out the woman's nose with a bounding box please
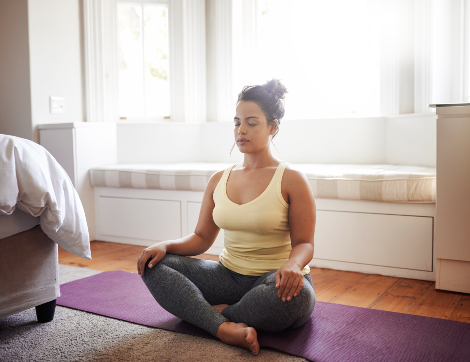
[238,124,247,135]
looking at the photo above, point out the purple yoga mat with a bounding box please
[57,270,470,362]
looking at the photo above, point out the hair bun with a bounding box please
[264,79,287,101]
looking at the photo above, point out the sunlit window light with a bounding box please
[117,3,169,119]
[253,0,380,119]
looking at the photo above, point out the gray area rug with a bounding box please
[0,265,307,362]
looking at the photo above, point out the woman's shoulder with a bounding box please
[282,165,315,205]
[210,169,225,182]
[283,165,311,189]
[283,164,308,180]
[205,167,230,192]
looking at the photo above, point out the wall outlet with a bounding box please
[50,96,65,114]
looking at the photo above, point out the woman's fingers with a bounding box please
[275,270,282,293]
[277,273,293,301]
[293,277,304,297]
[137,245,167,276]
[148,254,162,268]
[278,274,304,301]
[281,277,295,301]
[286,279,302,301]
[276,264,305,301]
[137,249,153,276]
[276,272,287,297]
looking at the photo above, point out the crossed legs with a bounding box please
[141,254,315,354]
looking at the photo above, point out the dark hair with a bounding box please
[237,79,287,138]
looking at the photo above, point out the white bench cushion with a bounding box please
[90,163,436,203]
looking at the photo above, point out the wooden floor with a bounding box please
[59,241,470,324]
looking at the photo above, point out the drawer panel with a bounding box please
[314,210,433,271]
[98,197,181,241]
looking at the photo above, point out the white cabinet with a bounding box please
[94,190,226,255]
[39,123,117,241]
[314,210,433,271]
[94,186,435,280]
[434,103,470,293]
[309,199,435,280]
[99,197,182,241]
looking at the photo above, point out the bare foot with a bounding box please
[212,304,229,313]
[216,322,260,356]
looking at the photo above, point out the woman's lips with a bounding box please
[237,139,248,145]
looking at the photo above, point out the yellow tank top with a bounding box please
[213,161,310,276]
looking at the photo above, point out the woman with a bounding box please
[137,79,316,356]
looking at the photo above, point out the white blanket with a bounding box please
[0,134,91,259]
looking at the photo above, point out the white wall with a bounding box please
[115,115,437,167]
[386,113,436,167]
[200,121,243,163]
[116,123,202,164]
[201,118,387,164]
[0,0,33,140]
[274,118,387,164]
[0,0,84,143]
[28,0,84,142]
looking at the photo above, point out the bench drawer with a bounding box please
[98,197,182,242]
[314,210,433,271]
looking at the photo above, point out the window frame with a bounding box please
[115,0,171,121]
[208,0,465,120]
[83,0,206,123]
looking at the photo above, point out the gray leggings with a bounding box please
[141,254,315,337]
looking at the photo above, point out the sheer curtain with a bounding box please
[233,0,381,119]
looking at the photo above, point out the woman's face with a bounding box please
[234,101,275,154]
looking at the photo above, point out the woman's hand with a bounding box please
[137,242,167,276]
[275,260,304,302]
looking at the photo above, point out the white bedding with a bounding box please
[0,134,91,259]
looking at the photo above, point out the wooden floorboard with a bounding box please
[58,241,470,323]
[450,295,470,323]
[369,278,433,313]
[406,284,463,320]
[330,274,399,308]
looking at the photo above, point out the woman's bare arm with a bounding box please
[137,171,223,275]
[163,170,223,255]
[275,168,316,301]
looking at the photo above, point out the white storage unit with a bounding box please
[94,186,435,280]
[95,187,225,255]
[434,103,470,293]
[39,123,117,241]
[99,197,182,241]
[311,199,435,280]
[314,211,433,271]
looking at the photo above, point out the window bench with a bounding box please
[91,162,436,281]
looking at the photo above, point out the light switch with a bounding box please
[50,96,65,114]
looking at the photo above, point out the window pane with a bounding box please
[144,5,170,117]
[257,0,380,118]
[118,4,144,118]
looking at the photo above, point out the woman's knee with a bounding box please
[289,281,315,329]
[142,254,177,283]
[144,253,181,273]
[263,273,315,309]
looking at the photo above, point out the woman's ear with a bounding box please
[270,120,279,135]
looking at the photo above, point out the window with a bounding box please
[117,1,170,119]
[253,0,380,119]
[225,0,440,119]
[84,0,205,123]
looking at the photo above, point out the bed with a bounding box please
[0,134,91,322]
